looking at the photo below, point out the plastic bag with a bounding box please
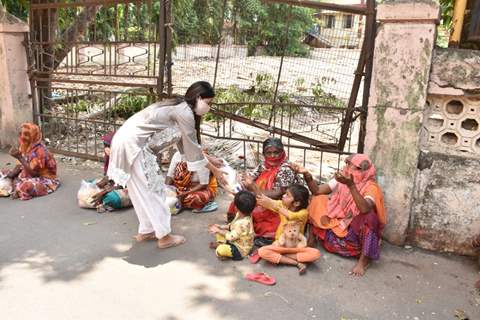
[222,163,242,193]
[164,185,179,214]
[77,179,101,208]
[0,174,13,197]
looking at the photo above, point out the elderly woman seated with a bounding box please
[2,123,59,200]
[165,151,218,213]
[292,154,386,276]
[229,137,303,246]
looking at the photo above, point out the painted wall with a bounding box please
[0,12,32,148]
[364,0,439,245]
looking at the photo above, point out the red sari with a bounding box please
[228,151,288,238]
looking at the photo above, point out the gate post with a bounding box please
[0,11,32,148]
[364,1,440,245]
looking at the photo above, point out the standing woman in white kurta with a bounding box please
[107,81,225,249]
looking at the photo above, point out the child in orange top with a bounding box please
[257,184,321,274]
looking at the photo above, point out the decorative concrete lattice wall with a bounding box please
[422,95,480,156]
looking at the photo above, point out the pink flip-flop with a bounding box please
[245,272,276,286]
[249,251,261,264]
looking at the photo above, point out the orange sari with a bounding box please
[173,161,217,209]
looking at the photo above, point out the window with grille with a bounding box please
[343,15,353,29]
[325,15,336,28]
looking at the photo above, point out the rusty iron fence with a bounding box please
[27,0,376,175]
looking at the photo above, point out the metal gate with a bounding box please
[28,0,170,160]
[28,0,376,170]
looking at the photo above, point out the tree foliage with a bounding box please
[3,0,313,57]
[1,0,28,21]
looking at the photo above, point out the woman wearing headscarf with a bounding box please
[230,137,303,246]
[4,123,59,200]
[292,154,386,276]
[107,81,226,249]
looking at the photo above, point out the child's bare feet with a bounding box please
[350,255,369,276]
[297,262,307,275]
[133,232,157,242]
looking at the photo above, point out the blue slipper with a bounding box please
[193,201,218,214]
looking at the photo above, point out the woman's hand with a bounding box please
[177,191,188,202]
[8,147,21,160]
[256,194,275,209]
[209,157,224,169]
[90,191,106,206]
[204,153,224,169]
[211,166,227,186]
[334,171,354,187]
[240,174,255,190]
[5,165,21,179]
[290,163,308,174]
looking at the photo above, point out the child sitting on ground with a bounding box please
[257,184,321,274]
[208,191,256,260]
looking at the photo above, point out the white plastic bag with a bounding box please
[77,179,101,208]
[0,174,13,197]
[164,184,179,214]
[222,163,242,193]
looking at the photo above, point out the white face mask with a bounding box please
[195,98,210,116]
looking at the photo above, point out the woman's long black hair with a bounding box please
[156,81,215,144]
[184,81,215,144]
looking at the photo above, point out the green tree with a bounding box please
[0,0,28,21]
[232,1,314,57]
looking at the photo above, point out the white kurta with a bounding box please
[108,101,208,238]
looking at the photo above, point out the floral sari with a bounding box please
[14,123,60,200]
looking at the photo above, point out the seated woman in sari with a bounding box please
[292,154,386,276]
[230,137,303,245]
[88,131,132,213]
[3,123,60,200]
[165,151,218,213]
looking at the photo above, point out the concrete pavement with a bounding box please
[0,151,478,320]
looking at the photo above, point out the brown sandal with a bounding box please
[133,232,157,242]
[157,234,186,249]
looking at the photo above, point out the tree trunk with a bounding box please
[53,5,100,70]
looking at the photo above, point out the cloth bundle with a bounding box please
[102,188,132,210]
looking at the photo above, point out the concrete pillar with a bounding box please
[0,11,32,148]
[364,1,440,245]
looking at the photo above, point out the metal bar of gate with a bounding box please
[157,0,166,97]
[357,0,376,153]
[165,0,173,96]
[337,7,372,150]
[213,0,228,89]
[263,0,368,15]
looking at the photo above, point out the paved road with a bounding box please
[0,152,478,320]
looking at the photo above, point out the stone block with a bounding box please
[411,151,480,256]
